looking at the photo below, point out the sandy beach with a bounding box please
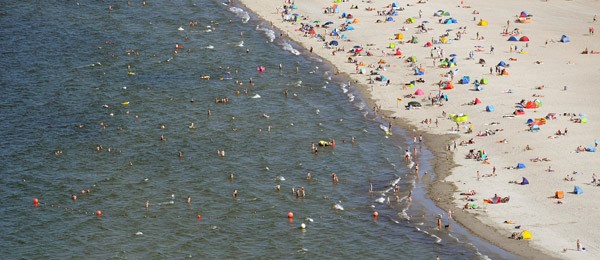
[238,0,600,259]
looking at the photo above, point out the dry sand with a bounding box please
[237,0,600,259]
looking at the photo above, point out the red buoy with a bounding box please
[287,212,294,218]
[96,210,102,216]
[373,211,379,217]
[196,214,201,220]
[33,198,39,207]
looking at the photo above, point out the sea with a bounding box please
[0,1,515,259]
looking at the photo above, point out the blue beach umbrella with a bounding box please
[324,21,334,25]
[329,40,339,46]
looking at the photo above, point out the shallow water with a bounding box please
[0,1,513,259]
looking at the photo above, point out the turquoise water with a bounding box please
[0,1,514,259]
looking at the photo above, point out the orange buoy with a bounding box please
[33,198,39,207]
[287,212,294,218]
[196,214,201,220]
[373,211,379,217]
[96,210,102,216]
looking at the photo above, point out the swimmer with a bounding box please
[71,194,77,201]
[187,195,191,205]
[178,150,183,159]
[229,173,234,181]
[145,200,149,209]
[232,189,238,198]
[331,172,339,183]
[306,172,312,180]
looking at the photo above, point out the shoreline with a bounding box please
[235,0,599,259]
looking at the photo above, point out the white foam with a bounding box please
[282,42,300,55]
[205,45,215,49]
[252,94,261,98]
[257,26,276,42]
[177,26,184,31]
[135,231,143,235]
[229,7,250,23]
[237,41,244,47]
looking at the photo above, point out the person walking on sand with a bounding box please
[577,239,582,251]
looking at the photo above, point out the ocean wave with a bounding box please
[257,26,276,42]
[229,7,250,23]
[347,93,354,102]
[281,42,300,55]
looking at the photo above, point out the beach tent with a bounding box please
[406,17,415,23]
[526,118,534,124]
[522,230,532,239]
[346,25,355,30]
[452,114,469,122]
[329,40,339,46]
[407,56,417,62]
[440,37,448,44]
[478,19,488,26]
[574,185,583,195]
[347,14,353,19]
[394,48,402,56]
[392,2,399,8]
[497,61,506,67]
[519,36,530,42]
[517,163,526,169]
[359,68,366,74]
[341,12,347,18]
[460,76,470,84]
[560,35,570,43]
[389,42,395,48]
[520,11,528,18]
[474,98,482,104]
[480,78,489,84]
[386,17,394,22]
[443,81,454,90]
[395,33,404,39]
[425,41,432,47]
[521,177,530,185]
[414,89,425,95]
[525,101,538,109]
[555,191,564,199]
[508,36,518,41]
[331,29,339,36]
[475,85,483,91]
[341,34,347,40]
[486,105,494,112]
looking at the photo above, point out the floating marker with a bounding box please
[33,198,39,207]
[287,212,294,218]
[373,211,379,217]
[96,210,102,216]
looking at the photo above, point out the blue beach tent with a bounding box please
[560,35,570,43]
[517,163,526,169]
[521,177,529,185]
[508,36,518,41]
[486,105,494,112]
[574,185,583,194]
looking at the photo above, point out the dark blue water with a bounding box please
[0,1,513,259]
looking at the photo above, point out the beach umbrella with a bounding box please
[353,45,362,49]
[292,13,299,16]
[422,20,429,23]
[446,29,453,31]
[329,40,339,46]
[324,21,333,25]
[449,54,456,57]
